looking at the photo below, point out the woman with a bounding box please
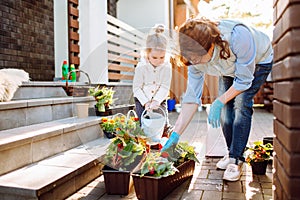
[162,17,273,181]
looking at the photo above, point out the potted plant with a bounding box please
[100,114,136,139]
[100,112,146,195]
[100,117,117,139]
[132,142,199,200]
[245,141,273,175]
[88,86,116,115]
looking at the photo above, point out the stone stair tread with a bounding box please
[0,96,94,111]
[0,117,101,151]
[0,137,110,197]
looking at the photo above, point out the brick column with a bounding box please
[272,0,300,199]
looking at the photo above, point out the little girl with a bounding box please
[133,24,173,137]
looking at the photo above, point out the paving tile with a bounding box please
[208,169,224,180]
[181,190,203,200]
[202,190,222,200]
[223,181,243,193]
[223,192,246,200]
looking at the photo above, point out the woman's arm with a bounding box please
[218,86,242,104]
[173,103,198,135]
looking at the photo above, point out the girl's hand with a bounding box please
[145,102,151,110]
[149,100,160,109]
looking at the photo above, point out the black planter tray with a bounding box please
[132,160,195,200]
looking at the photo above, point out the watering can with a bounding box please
[141,107,166,145]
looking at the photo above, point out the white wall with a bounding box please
[78,0,108,83]
[117,0,170,33]
[54,0,68,78]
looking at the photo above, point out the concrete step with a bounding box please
[12,81,92,100]
[0,96,95,131]
[0,137,110,200]
[0,116,103,176]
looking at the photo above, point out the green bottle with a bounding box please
[70,64,76,82]
[62,60,68,82]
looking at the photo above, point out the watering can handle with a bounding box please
[127,110,138,119]
[141,106,166,121]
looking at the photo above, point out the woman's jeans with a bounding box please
[219,62,273,162]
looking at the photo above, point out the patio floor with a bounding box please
[66,107,274,200]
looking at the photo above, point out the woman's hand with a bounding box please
[208,99,224,128]
[161,132,180,152]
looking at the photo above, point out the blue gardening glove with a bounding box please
[161,131,180,152]
[208,99,224,128]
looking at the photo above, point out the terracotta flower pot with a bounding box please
[251,161,268,175]
[132,160,195,200]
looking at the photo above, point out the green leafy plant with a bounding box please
[140,152,178,178]
[100,117,116,133]
[171,142,200,166]
[89,86,116,112]
[138,142,199,178]
[245,141,273,164]
[101,113,146,171]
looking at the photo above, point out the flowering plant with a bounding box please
[89,86,116,112]
[245,141,273,164]
[101,111,146,171]
[138,142,199,178]
[140,152,178,178]
[100,117,116,133]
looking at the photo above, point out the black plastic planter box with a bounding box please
[132,160,195,200]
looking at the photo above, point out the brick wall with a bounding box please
[272,0,300,199]
[0,0,54,81]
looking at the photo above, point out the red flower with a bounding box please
[134,117,139,121]
[117,143,123,151]
[146,144,150,153]
[158,143,163,150]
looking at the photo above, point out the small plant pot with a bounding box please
[263,137,274,145]
[102,166,133,195]
[251,161,268,175]
[132,160,195,200]
[95,105,112,116]
[103,130,115,139]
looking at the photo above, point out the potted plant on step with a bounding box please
[245,141,273,175]
[132,142,199,200]
[88,86,116,116]
[100,113,138,139]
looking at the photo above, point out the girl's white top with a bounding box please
[133,59,172,106]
